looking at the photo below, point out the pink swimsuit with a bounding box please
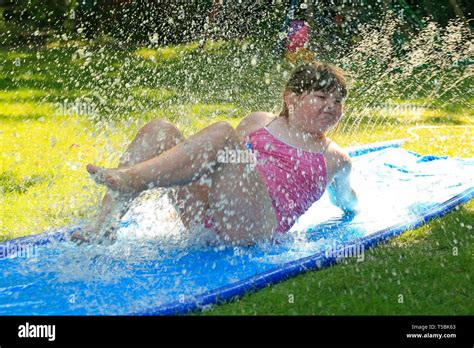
[245,127,328,234]
[202,126,328,236]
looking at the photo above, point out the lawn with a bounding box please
[0,39,472,315]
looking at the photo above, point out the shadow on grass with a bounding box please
[0,171,48,195]
[423,115,470,125]
[0,44,286,123]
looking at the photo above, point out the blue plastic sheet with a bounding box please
[0,141,472,315]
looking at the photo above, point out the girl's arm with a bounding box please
[327,156,360,214]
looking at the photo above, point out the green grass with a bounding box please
[0,39,472,315]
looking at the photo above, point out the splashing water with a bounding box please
[335,13,472,138]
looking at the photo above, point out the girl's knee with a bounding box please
[210,121,235,138]
[209,122,244,149]
[140,118,183,139]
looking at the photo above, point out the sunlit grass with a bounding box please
[0,88,51,101]
[135,42,200,62]
[0,101,56,119]
[0,114,137,241]
[131,87,177,101]
[4,51,30,60]
[336,126,474,158]
[134,40,227,62]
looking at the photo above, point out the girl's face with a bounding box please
[286,89,343,134]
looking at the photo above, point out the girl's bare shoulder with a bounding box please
[236,112,276,138]
[324,138,352,178]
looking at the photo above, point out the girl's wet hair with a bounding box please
[280,61,347,117]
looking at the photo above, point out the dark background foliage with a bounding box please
[0,0,471,48]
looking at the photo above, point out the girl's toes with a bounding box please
[86,163,99,174]
[87,165,129,192]
[70,231,91,244]
[88,165,111,186]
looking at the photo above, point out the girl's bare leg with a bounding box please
[86,122,233,192]
[86,122,277,245]
[203,124,276,244]
[72,119,203,243]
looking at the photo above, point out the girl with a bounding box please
[72,62,359,246]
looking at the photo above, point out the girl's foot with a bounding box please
[70,194,135,245]
[70,224,98,244]
[70,221,118,245]
[86,164,135,193]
